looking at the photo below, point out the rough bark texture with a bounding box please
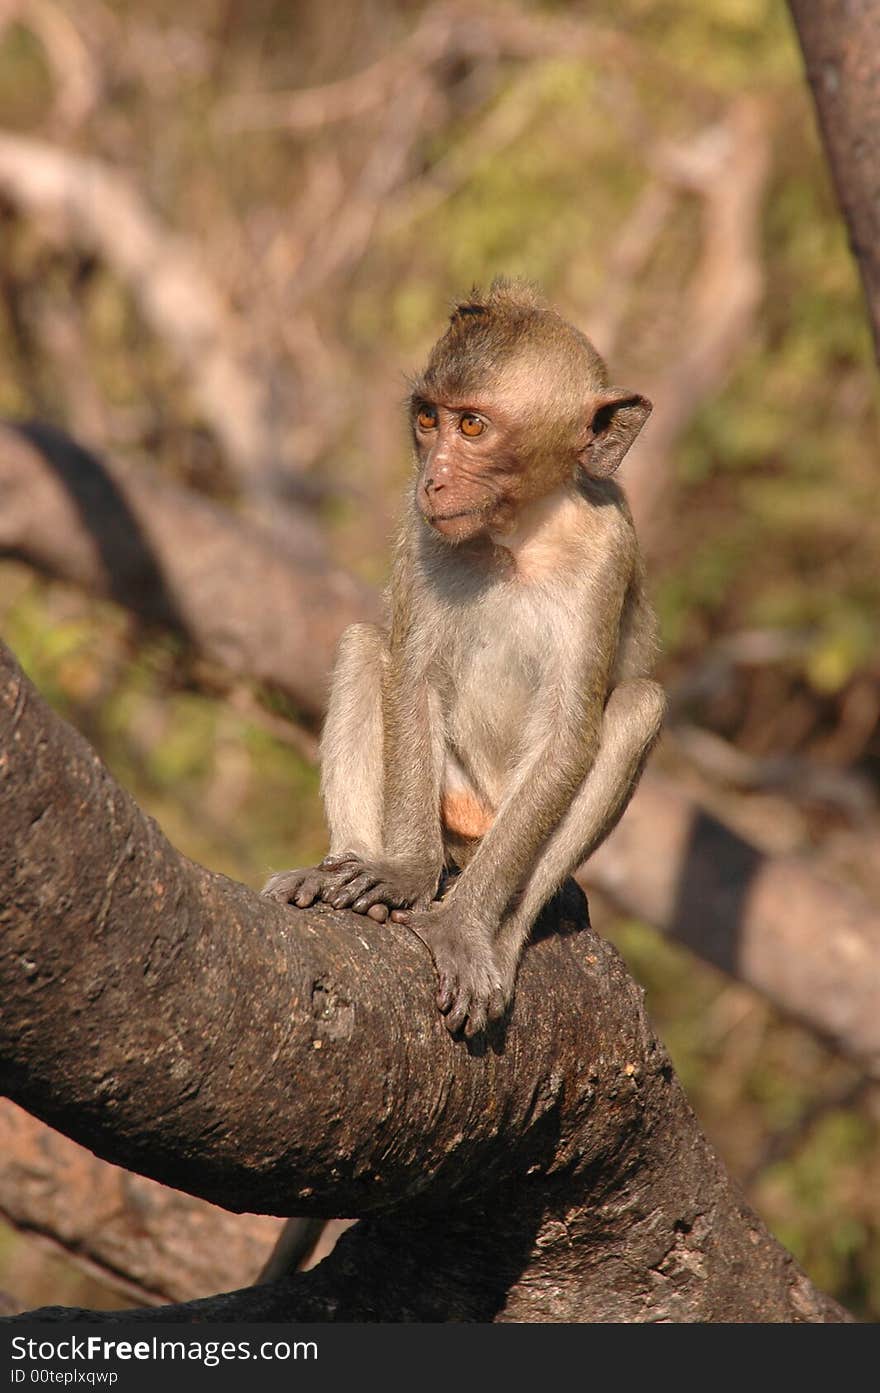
[2,420,878,1070]
[0,1103,283,1304]
[788,0,880,360]
[0,641,848,1321]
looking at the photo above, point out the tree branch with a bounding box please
[788,0,880,361]
[622,97,771,541]
[0,421,377,718]
[0,132,294,504]
[1,420,878,1070]
[0,1103,283,1304]
[583,774,880,1074]
[0,640,848,1320]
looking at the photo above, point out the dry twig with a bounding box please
[0,132,294,510]
[622,98,772,540]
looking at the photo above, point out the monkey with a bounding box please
[264,277,665,1040]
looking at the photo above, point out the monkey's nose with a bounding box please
[425,476,445,495]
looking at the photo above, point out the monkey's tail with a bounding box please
[256,1216,326,1283]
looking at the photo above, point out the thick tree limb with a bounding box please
[0,641,848,1321]
[0,421,377,718]
[0,1102,283,1304]
[788,1,880,362]
[2,420,878,1070]
[583,775,880,1074]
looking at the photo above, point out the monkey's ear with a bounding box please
[579,390,652,478]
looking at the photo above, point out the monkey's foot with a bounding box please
[405,907,506,1038]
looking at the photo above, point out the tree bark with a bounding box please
[0,640,848,1321]
[0,1102,283,1304]
[2,420,879,1070]
[788,0,880,360]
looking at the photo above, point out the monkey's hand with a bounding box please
[262,854,439,924]
[399,902,506,1038]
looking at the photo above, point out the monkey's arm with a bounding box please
[264,599,444,920]
[400,683,605,1035]
[491,674,665,990]
[309,537,446,915]
[450,683,604,923]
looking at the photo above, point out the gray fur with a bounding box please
[264,282,664,1037]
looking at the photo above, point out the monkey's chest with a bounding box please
[439,617,546,797]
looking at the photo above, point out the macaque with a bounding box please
[264,278,664,1037]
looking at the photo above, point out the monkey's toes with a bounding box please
[442,981,497,1037]
[486,982,509,1023]
[410,916,502,1037]
[350,882,408,913]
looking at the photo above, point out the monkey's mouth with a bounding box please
[424,507,484,530]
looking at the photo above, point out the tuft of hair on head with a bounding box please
[449,300,487,324]
[416,275,608,404]
[446,283,487,329]
[486,276,548,313]
[446,277,547,329]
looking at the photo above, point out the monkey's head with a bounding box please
[408,278,651,543]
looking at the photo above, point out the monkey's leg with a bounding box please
[263,623,391,920]
[320,622,387,859]
[493,677,665,1004]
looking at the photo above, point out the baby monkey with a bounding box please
[264,278,664,1037]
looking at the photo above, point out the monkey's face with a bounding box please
[411,399,543,543]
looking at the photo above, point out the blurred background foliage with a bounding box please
[0,0,878,1318]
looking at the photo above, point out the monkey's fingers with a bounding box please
[366,903,389,923]
[262,869,315,906]
[350,881,415,913]
[463,996,490,1038]
[407,922,456,1011]
[328,871,379,909]
[407,913,502,1035]
[450,980,504,1037]
[389,908,411,924]
[292,873,325,907]
[436,970,458,1015]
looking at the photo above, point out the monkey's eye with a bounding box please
[416,406,438,430]
[460,414,485,437]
